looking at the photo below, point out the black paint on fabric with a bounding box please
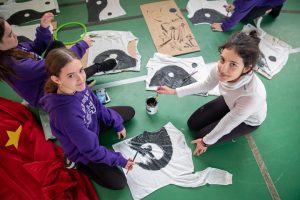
[190,8,228,24]
[149,65,196,88]
[93,49,136,70]
[7,9,57,25]
[129,127,173,171]
[269,55,277,62]
[86,0,108,22]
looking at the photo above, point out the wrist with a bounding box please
[202,139,210,147]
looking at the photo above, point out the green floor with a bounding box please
[1,0,300,199]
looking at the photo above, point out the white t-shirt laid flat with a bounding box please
[113,122,232,200]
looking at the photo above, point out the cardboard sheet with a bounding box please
[141,0,200,56]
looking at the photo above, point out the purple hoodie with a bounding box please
[0,26,89,107]
[221,0,285,31]
[39,86,128,168]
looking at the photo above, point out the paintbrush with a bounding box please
[126,151,138,175]
[181,71,197,86]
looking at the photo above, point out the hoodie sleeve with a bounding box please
[57,108,128,168]
[89,89,125,132]
[69,40,90,59]
[20,26,52,55]
[221,0,257,31]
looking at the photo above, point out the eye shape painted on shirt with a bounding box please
[149,65,197,88]
[129,127,173,171]
[190,8,229,24]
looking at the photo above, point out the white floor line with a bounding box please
[246,134,281,200]
[91,75,147,90]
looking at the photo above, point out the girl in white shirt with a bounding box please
[157,31,266,156]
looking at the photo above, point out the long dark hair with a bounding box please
[44,48,80,94]
[0,16,34,81]
[218,30,261,68]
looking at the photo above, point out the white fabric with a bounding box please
[98,0,126,21]
[12,24,54,41]
[0,0,59,23]
[186,0,230,24]
[86,30,140,74]
[242,24,291,79]
[146,53,219,95]
[113,122,232,200]
[176,64,267,145]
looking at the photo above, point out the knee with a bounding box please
[187,117,198,131]
[109,178,127,190]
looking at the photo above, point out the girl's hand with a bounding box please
[157,85,176,95]
[211,23,223,32]
[40,12,54,28]
[224,4,235,12]
[191,138,208,156]
[125,159,134,171]
[82,35,93,47]
[117,128,126,139]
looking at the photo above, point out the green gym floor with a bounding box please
[1,0,300,199]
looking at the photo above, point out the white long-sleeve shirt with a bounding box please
[176,63,267,145]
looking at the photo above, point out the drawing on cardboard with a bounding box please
[187,0,230,25]
[141,0,200,56]
[86,0,126,22]
[0,0,59,25]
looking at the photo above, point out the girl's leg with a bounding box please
[77,162,126,190]
[187,96,229,131]
[100,106,135,132]
[195,120,259,144]
[241,6,272,23]
[84,58,117,79]
[43,40,65,58]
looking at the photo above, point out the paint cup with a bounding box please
[146,96,158,115]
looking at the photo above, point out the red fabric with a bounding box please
[0,97,99,200]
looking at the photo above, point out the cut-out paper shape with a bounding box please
[113,122,232,200]
[187,0,230,25]
[86,30,140,75]
[0,0,59,25]
[146,53,220,96]
[242,24,292,79]
[86,0,125,22]
[140,0,200,56]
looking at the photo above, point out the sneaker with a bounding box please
[96,58,117,72]
[86,79,96,87]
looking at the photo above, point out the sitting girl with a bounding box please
[39,48,135,190]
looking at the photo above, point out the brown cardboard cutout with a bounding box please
[141,0,200,56]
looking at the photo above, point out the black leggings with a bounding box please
[78,106,135,190]
[43,40,98,79]
[187,96,259,144]
[241,5,283,23]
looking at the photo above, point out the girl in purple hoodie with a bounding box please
[211,0,285,32]
[0,13,116,107]
[39,48,135,190]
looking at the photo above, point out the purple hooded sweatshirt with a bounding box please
[39,86,128,168]
[0,26,89,107]
[221,0,285,31]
